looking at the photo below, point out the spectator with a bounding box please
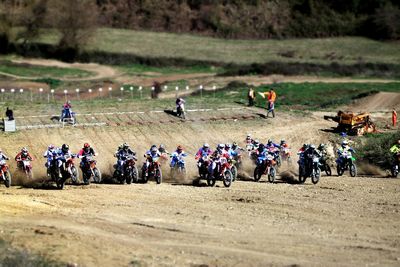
[248,88,256,106]
[5,107,13,121]
[392,108,397,128]
[263,88,277,118]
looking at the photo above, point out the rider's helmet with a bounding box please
[318,144,326,150]
[123,143,130,151]
[254,139,259,146]
[217,143,224,152]
[257,143,265,153]
[341,140,349,148]
[232,142,238,150]
[225,143,231,150]
[246,134,251,139]
[267,139,273,146]
[83,143,90,152]
[280,139,286,145]
[203,143,209,149]
[48,144,55,150]
[177,145,183,153]
[309,144,316,150]
[302,143,309,149]
[61,144,69,153]
[159,144,165,149]
[151,146,158,153]
[21,147,28,156]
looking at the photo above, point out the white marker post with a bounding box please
[199,85,203,99]
[39,88,43,101]
[76,88,80,101]
[1,88,5,102]
[120,87,124,98]
[50,89,55,102]
[63,90,68,101]
[98,88,103,98]
[10,88,15,101]
[19,88,23,101]
[138,86,143,99]
[213,85,216,98]
[108,87,113,99]
[130,86,134,99]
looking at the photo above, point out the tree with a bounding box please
[373,2,400,39]
[48,0,98,51]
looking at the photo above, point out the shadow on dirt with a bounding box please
[50,116,61,122]
[164,109,178,117]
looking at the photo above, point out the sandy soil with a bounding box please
[0,105,399,266]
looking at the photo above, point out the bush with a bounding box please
[357,132,400,170]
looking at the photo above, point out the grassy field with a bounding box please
[2,82,400,116]
[0,60,94,79]
[34,28,400,65]
[118,64,223,76]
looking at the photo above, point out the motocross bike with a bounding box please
[16,158,33,179]
[48,155,67,189]
[280,147,292,165]
[269,148,281,169]
[114,156,138,184]
[336,151,357,177]
[81,156,102,185]
[227,158,238,181]
[319,155,332,176]
[177,104,185,119]
[170,154,186,179]
[0,160,11,188]
[60,107,76,125]
[64,154,79,184]
[207,157,233,188]
[141,156,162,184]
[254,154,277,183]
[197,155,211,180]
[299,154,321,184]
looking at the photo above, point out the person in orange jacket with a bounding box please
[263,88,276,118]
[392,108,397,128]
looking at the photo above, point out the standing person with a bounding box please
[5,107,13,121]
[392,108,397,128]
[266,88,276,118]
[248,88,256,106]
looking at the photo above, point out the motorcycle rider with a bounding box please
[176,97,185,115]
[61,100,72,120]
[159,144,169,155]
[303,144,321,172]
[317,144,330,162]
[143,145,161,175]
[77,143,97,169]
[170,145,187,168]
[265,139,280,160]
[0,148,10,162]
[43,144,56,175]
[58,144,74,173]
[115,143,137,175]
[337,140,355,164]
[15,147,34,169]
[195,143,213,160]
[297,144,309,168]
[390,139,400,168]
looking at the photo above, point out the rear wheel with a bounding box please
[253,167,262,182]
[4,171,11,188]
[268,167,276,183]
[349,163,357,177]
[223,170,232,188]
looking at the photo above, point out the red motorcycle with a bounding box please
[82,156,102,185]
[254,154,277,183]
[207,157,233,188]
[16,159,33,179]
[197,155,211,180]
[64,154,79,184]
[141,156,162,184]
[0,160,11,188]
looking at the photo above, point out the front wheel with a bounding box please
[93,168,102,183]
[349,163,357,177]
[311,167,321,184]
[253,166,262,182]
[268,167,276,183]
[230,165,237,181]
[132,166,138,183]
[56,178,65,190]
[336,165,344,176]
[298,166,306,184]
[223,170,232,188]
[325,164,332,176]
[207,173,216,187]
[155,168,162,184]
[3,171,11,188]
[70,166,79,184]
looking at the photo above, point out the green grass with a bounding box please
[33,28,400,65]
[0,60,94,79]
